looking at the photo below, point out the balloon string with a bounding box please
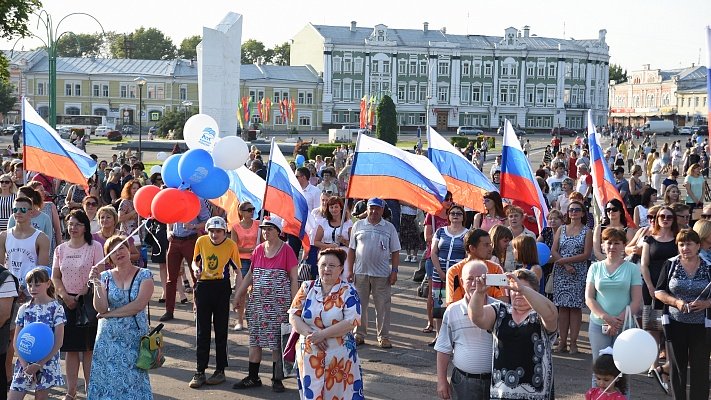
[88,219,151,298]
[594,373,622,400]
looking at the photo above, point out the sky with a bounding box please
[2,0,710,72]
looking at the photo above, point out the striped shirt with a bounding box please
[0,194,16,232]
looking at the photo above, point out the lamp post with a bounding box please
[182,100,193,121]
[134,77,147,161]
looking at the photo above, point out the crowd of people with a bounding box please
[0,127,709,400]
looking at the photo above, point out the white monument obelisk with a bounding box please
[197,12,242,137]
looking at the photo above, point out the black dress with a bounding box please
[643,236,677,306]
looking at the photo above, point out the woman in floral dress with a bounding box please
[289,248,363,400]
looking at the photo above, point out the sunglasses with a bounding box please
[12,207,28,214]
[658,214,674,221]
[568,208,583,213]
[85,202,98,207]
[701,214,711,219]
[241,207,255,212]
[322,190,333,194]
[0,181,11,184]
[449,212,464,216]
[647,215,657,220]
[605,207,620,213]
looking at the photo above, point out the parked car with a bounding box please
[57,126,71,139]
[106,130,123,142]
[679,126,692,135]
[2,125,21,136]
[456,126,484,136]
[550,127,577,137]
[94,126,110,136]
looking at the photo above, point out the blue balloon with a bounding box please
[190,167,229,199]
[178,149,214,186]
[17,322,54,363]
[162,154,183,188]
[536,242,552,266]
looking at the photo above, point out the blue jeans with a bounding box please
[589,321,621,388]
[239,259,251,277]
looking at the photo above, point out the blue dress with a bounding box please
[88,268,153,399]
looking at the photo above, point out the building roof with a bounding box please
[311,24,607,53]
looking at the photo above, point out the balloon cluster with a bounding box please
[135,114,251,225]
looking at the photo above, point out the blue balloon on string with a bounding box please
[17,322,54,363]
[190,167,229,199]
[161,154,183,189]
[536,242,552,265]
[178,149,214,186]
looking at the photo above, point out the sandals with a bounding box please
[569,343,579,355]
[422,325,435,333]
[652,366,670,395]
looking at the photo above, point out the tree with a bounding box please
[55,32,103,57]
[241,39,269,64]
[375,95,397,145]
[178,35,201,60]
[0,0,41,40]
[157,109,195,139]
[0,55,9,83]
[0,81,18,115]
[271,42,290,66]
[609,63,627,84]
[110,27,176,60]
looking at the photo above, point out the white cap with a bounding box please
[205,216,227,231]
[259,216,283,233]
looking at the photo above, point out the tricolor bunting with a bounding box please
[706,27,710,152]
[263,139,310,252]
[22,98,97,187]
[587,110,636,228]
[427,127,497,213]
[210,166,265,227]
[346,133,447,214]
[499,119,548,231]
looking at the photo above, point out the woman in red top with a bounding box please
[568,150,578,179]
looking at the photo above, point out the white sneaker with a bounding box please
[234,322,244,331]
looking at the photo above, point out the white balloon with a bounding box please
[150,165,162,175]
[613,328,657,374]
[212,136,250,170]
[183,114,219,151]
[156,151,168,161]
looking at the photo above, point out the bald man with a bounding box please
[435,261,495,400]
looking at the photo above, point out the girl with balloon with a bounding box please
[9,267,65,400]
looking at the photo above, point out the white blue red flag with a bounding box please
[587,110,636,228]
[264,139,310,252]
[706,27,711,152]
[210,166,265,227]
[500,120,548,231]
[427,127,497,212]
[22,98,97,187]
[347,133,447,214]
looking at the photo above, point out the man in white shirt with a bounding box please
[435,261,494,400]
[295,167,321,212]
[546,162,567,204]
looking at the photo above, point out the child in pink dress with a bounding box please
[585,348,627,400]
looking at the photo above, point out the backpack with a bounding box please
[0,267,19,350]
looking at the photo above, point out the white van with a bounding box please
[641,120,674,136]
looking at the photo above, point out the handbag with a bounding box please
[75,284,99,328]
[297,260,312,285]
[128,269,166,370]
[544,270,555,295]
[416,278,429,299]
[281,280,316,377]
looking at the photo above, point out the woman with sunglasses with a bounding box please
[634,186,658,228]
[472,191,507,232]
[81,195,101,234]
[550,200,592,354]
[593,199,636,261]
[0,173,17,232]
[230,201,259,331]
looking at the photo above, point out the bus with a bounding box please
[55,114,116,134]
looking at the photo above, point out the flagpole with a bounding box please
[21,97,26,162]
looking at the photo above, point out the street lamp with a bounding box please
[134,77,147,161]
[182,100,193,120]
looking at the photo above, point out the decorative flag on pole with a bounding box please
[210,166,266,227]
[427,127,498,213]
[289,98,296,123]
[264,98,272,125]
[359,96,367,129]
[500,119,548,232]
[257,98,264,122]
[706,26,711,153]
[264,139,310,252]
[236,102,245,130]
[587,110,636,228]
[346,133,447,214]
[367,95,377,128]
[22,98,97,187]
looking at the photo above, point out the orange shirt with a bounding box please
[446,259,505,305]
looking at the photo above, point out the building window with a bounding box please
[527,63,535,77]
[146,83,165,100]
[343,82,352,101]
[483,85,492,104]
[461,85,470,103]
[537,63,545,77]
[344,58,352,73]
[573,63,579,79]
[462,62,470,76]
[472,86,481,103]
[121,84,128,98]
[499,86,508,103]
[419,60,427,75]
[93,84,100,97]
[37,81,46,96]
[298,114,311,126]
[580,64,586,78]
[546,87,556,106]
[536,87,545,105]
[383,60,391,74]
[37,106,49,118]
[525,85,534,105]
[354,82,362,99]
[437,86,449,102]
[179,85,187,101]
[565,63,572,78]
[354,58,363,73]
[333,81,341,100]
[419,85,427,102]
[65,83,72,96]
[65,106,80,115]
[398,60,407,75]
[484,62,492,76]
[409,60,417,75]
[92,82,109,97]
[438,61,450,76]
[371,60,380,74]
[398,84,406,102]
[333,57,342,73]
[473,61,482,76]
[409,84,417,102]
[548,64,556,78]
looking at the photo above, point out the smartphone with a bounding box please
[602,324,611,334]
[485,274,508,287]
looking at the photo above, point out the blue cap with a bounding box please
[367,198,385,208]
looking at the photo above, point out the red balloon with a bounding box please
[133,185,161,218]
[180,191,201,223]
[151,188,187,224]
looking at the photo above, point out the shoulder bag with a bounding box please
[128,269,166,370]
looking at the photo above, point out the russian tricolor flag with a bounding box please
[347,133,447,214]
[500,120,548,231]
[22,98,97,187]
[706,27,710,151]
[427,127,497,213]
[210,166,265,227]
[263,140,310,252]
[587,110,636,228]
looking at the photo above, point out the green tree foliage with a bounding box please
[0,0,41,40]
[376,95,397,145]
[0,81,18,115]
[110,27,176,60]
[178,35,201,60]
[241,39,268,64]
[156,109,195,139]
[55,32,103,57]
[0,55,9,82]
[609,63,627,84]
[271,42,290,66]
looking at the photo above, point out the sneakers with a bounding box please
[159,312,174,322]
[378,337,393,349]
[232,376,262,390]
[272,379,285,393]
[205,370,226,385]
[189,372,206,388]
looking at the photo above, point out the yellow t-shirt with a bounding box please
[193,236,241,280]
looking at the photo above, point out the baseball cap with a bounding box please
[367,198,385,208]
[259,216,283,233]
[205,216,227,231]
